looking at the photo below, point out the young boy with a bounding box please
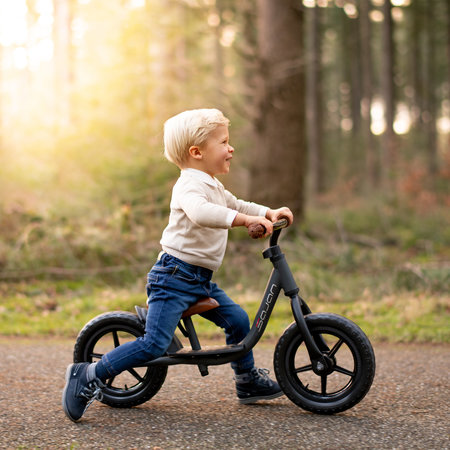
[62,108,293,422]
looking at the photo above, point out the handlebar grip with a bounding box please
[273,218,289,230]
[248,223,267,239]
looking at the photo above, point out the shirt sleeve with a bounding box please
[223,189,269,218]
[174,181,235,229]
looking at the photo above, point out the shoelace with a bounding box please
[251,368,271,385]
[79,379,105,412]
[235,368,272,385]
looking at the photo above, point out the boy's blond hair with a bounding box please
[163,108,230,167]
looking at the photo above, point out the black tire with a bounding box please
[73,311,167,408]
[274,313,375,414]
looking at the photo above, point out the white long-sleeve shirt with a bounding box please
[160,168,268,271]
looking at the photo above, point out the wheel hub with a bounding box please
[312,354,335,375]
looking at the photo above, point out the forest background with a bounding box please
[0,0,448,342]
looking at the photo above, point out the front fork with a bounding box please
[290,295,332,374]
[264,244,332,375]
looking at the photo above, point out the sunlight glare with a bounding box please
[128,0,146,8]
[392,7,404,22]
[302,0,316,8]
[72,17,89,43]
[220,26,236,48]
[29,38,54,67]
[370,10,384,23]
[341,118,353,132]
[208,12,221,27]
[437,117,450,134]
[0,0,55,68]
[393,103,411,135]
[371,99,386,136]
[343,4,358,19]
[0,0,28,46]
[392,0,411,6]
[35,0,53,15]
[13,47,28,70]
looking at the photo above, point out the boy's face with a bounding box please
[197,125,234,177]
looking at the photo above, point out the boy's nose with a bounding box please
[229,145,234,153]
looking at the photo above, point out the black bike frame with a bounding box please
[146,225,330,371]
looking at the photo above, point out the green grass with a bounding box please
[0,279,447,343]
[0,280,145,336]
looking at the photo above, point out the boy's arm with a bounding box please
[177,179,293,232]
[177,182,240,228]
[223,189,268,218]
[232,207,293,237]
[223,188,293,225]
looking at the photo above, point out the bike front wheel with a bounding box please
[73,311,168,408]
[274,313,375,414]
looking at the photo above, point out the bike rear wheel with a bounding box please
[274,313,375,414]
[73,311,167,408]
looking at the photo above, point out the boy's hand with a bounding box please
[266,207,294,226]
[232,213,273,238]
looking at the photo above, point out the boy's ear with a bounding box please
[188,145,203,160]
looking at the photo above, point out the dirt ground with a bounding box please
[0,338,449,449]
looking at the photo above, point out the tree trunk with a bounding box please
[306,5,325,195]
[250,0,305,219]
[423,2,438,174]
[409,0,423,128]
[447,0,450,155]
[381,0,396,183]
[359,0,378,188]
[342,11,362,136]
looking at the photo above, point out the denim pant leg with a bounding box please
[201,282,255,373]
[99,259,200,378]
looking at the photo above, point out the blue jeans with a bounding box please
[98,253,254,379]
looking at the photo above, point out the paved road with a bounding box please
[0,338,449,449]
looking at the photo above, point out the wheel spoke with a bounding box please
[328,338,344,358]
[112,330,120,348]
[127,367,145,383]
[107,376,116,387]
[321,375,327,395]
[334,365,355,377]
[294,364,313,374]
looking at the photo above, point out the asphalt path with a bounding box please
[0,338,448,449]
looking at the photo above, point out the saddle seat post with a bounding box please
[178,297,220,377]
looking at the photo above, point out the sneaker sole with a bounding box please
[62,363,81,422]
[238,390,284,405]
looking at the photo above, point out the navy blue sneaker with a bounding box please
[62,363,105,422]
[235,368,283,404]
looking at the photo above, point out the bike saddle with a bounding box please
[135,297,219,323]
[182,297,219,318]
